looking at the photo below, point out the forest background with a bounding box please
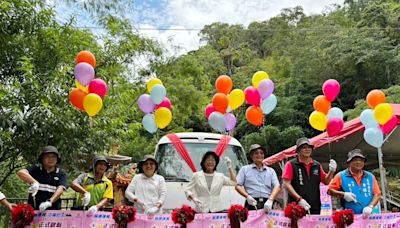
[1,0,400,210]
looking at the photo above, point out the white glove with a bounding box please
[82,192,91,207]
[0,192,5,201]
[146,207,159,214]
[263,199,274,213]
[225,157,232,168]
[87,205,98,215]
[329,159,337,172]
[246,195,257,206]
[298,199,311,211]
[343,192,357,202]
[28,182,40,197]
[362,206,373,219]
[39,201,52,211]
[192,197,203,210]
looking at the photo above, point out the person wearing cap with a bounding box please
[125,155,167,214]
[71,155,113,215]
[0,191,16,211]
[282,138,337,214]
[328,149,381,218]
[235,144,281,212]
[185,151,237,213]
[17,146,68,211]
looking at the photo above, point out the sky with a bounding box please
[55,0,343,56]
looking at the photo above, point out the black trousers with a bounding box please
[244,197,269,210]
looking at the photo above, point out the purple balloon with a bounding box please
[257,79,275,99]
[138,94,155,113]
[225,113,237,131]
[74,62,95,86]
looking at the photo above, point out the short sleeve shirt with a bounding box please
[282,160,327,182]
[27,166,68,210]
[329,170,381,195]
[74,172,113,207]
[236,164,280,198]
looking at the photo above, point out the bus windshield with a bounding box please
[155,143,247,182]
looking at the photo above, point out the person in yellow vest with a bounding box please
[71,155,113,215]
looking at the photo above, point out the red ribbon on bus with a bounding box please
[166,134,197,172]
[215,135,231,157]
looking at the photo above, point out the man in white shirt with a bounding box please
[125,155,167,214]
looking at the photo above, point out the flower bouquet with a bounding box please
[332,209,354,228]
[171,204,196,228]
[11,203,35,228]
[227,204,249,228]
[112,205,136,228]
[284,202,307,228]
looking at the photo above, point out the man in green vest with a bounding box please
[71,155,113,215]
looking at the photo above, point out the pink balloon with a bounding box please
[322,79,340,102]
[156,97,172,110]
[205,104,215,119]
[327,117,344,137]
[380,115,397,134]
[244,86,261,106]
[88,79,107,98]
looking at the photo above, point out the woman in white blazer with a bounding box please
[185,151,237,212]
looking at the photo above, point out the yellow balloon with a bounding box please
[83,93,103,117]
[229,89,245,110]
[309,111,327,131]
[252,71,269,88]
[147,78,163,93]
[374,103,393,125]
[154,107,172,129]
[75,79,88,93]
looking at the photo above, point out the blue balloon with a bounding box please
[261,94,277,115]
[364,127,383,148]
[150,84,166,105]
[208,111,226,133]
[327,107,344,120]
[142,114,157,133]
[360,109,378,129]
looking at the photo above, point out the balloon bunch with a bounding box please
[69,51,107,117]
[205,75,244,133]
[309,79,344,136]
[244,71,277,126]
[361,90,395,148]
[138,79,172,134]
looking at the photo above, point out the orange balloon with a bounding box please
[212,93,229,114]
[246,106,264,126]
[313,95,331,114]
[366,89,386,109]
[215,75,233,94]
[69,88,87,110]
[76,50,96,68]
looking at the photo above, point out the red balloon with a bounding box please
[215,75,233,94]
[88,79,107,98]
[69,88,87,110]
[244,86,261,106]
[246,106,263,126]
[156,97,172,110]
[327,117,344,137]
[205,104,215,119]
[212,93,229,114]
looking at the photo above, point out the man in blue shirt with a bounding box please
[235,144,281,212]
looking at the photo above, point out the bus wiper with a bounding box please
[164,176,189,182]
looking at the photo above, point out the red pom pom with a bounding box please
[332,209,354,228]
[11,203,35,228]
[227,204,249,228]
[171,204,196,226]
[112,205,136,228]
[284,202,306,228]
